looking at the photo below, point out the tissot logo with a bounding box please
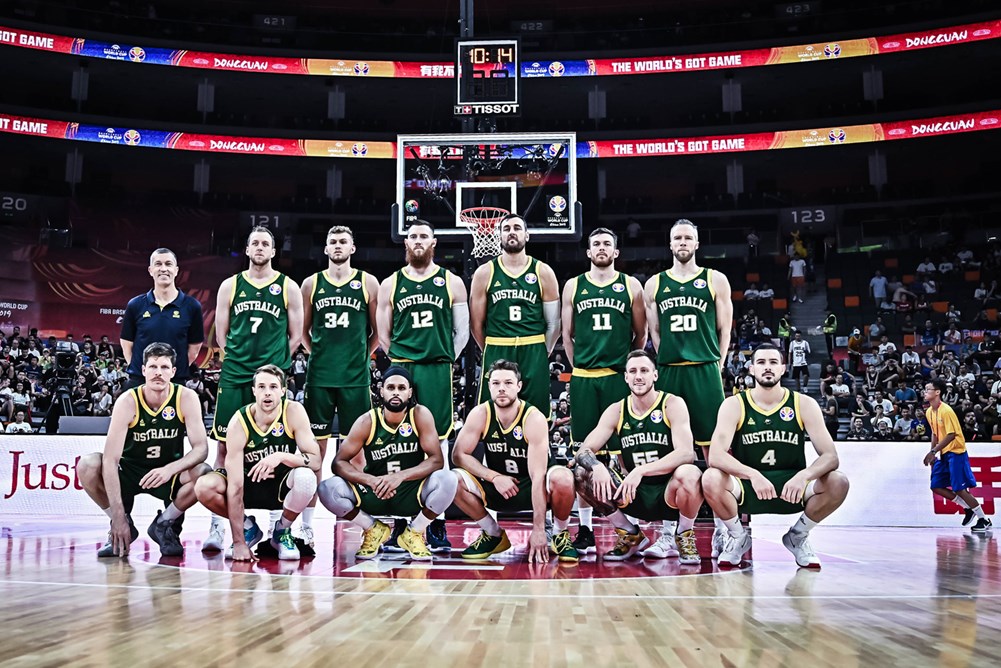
[454,103,520,115]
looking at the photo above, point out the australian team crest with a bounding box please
[512,426,524,440]
[779,407,796,422]
[350,279,362,290]
[433,276,446,287]
[650,410,664,424]
[271,423,285,437]
[399,423,414,437]
[269,283,282,295]
[525,273,538,284]
[612,283,625,292]
[693,278,707,289]
[161,406,176,420]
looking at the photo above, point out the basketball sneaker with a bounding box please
[97,515,139,558]
[549,529,580,563]
[398,527,433,561]
[641,530,679,559]
[382,518,408,553]
[270,522,301,561]
[299,525,315,549]
[225,516,264,560]
[710,526,728,559]
[603,527,651,561]
[962,509,976,527]
[571,525,596,554]
[461,530,512,560]
[355,520,392,560]
[147,511,184,557]
[717,531,752,568]
[676,529,701,565]
[781,530,821,569]
[971,518,993,534]
[202,519,226,553]
[426,518,452,553]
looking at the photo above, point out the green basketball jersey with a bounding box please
[480,400,538,478]
[235,399,297,476]
[122,383,186,466]
[485,256,545,338]
[608,391,674,485]
[653,267,720,365]
[306,269,371,388]
[732,389,807,471]
[571,271,634,370]
[362,408,426,477]
[220,271,291,386]
[388,266,453,363]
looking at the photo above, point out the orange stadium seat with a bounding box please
[844,295,860,307]
[885,258,898,268]
[773,298,787,310]
[827,278,842,288]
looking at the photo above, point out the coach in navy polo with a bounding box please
[120,248,205,387]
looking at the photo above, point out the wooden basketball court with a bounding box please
[2,516,1000,667]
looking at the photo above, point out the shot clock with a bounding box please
[454,39,520,116]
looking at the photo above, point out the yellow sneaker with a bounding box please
[355,520,392,560]
[603,527,650,561]
[397,527,433,561]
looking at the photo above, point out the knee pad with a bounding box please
[316,475,356,518]
[421,469,459,515]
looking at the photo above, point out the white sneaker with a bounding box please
[718,531,752,567]
[710,526,727,558]
[782,530,821,568]
[641,531,680,558]
[203,522,226,552]
[300,525,315,549]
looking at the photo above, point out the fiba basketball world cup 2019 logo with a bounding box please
[547,195,568,226]
[548,61,565,77]
[123,129,141,146]
[351,143,368,157]
[824,43,842,58]
[828,128,847,144]
[128,46,146,62]
[354,62,369,75]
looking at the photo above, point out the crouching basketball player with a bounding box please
[574,350,704,563]
[452,360,578,563]
[195,365,320,561]
[317,367,458,561]
[78,343,211,558]
[702,343,849,568]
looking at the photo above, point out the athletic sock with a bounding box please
[243,516,255,530]
[301,507,315,528]
[789,513,819,537]
[354,511,376,531]
[677,515,696,533]
[160,503,182,523]
[714,516,727,532]
[554,517,569,532]
[953,497,971,509]
[101,507,113,519]
[662,519,678,536]
[276,515,293,531]
[722,516,745,538]
[269,509,282,528]
[579,506,593,530]
[973,505,987,520]
[211,513,225,528]
[410,513,432,533]
[477,515,502,537]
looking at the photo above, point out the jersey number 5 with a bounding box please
[632,451,659,467]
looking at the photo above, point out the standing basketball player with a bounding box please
[471,213,560,418]
[77,343,211,558]
[316,367,458,561]
[561,227,646,554]
[377,221,469,551]
[644,219,733,558]
[195,365,320,561]
[573,350,703,563]
[452,360,578,562]
[702,343,850,568]
[205,226,303,551]
[300,225,379,546]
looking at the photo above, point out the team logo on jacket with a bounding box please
[650,410,664,424]
[350,279,362,290]
[512,426,524,440]
[269,284,282,295]
[399,423,413,437]
[693,278,707,289]
[433,276,446,287]
[161,407,176,420]
[271,423,285,437]
[525,273,538,284]
[779,407,796,422]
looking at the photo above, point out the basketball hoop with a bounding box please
[459,206,507,258]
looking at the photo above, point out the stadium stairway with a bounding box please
[782,264,828,400]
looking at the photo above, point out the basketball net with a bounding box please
[459,207,507,258]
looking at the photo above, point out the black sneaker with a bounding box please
[98,515,139,558]
[572,525,596,554]
[147,511,184,557]
[382,518,408,553]
[426,518,452,553]
[962,508,976,527]
[971,518,993,534]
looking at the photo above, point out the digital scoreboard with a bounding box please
[455,39,520,116]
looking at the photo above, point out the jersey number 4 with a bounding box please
[760,449,776,466]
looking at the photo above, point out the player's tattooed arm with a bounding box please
[574,447,601,471]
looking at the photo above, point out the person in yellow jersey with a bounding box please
[376,220,468,552]
[644,219,734,559]
[470,213,561,418]
[204,226,304,552]
[560,227,646,555]
[299,225,380,546]
[702,343,850,569]
[923,379,992,533]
